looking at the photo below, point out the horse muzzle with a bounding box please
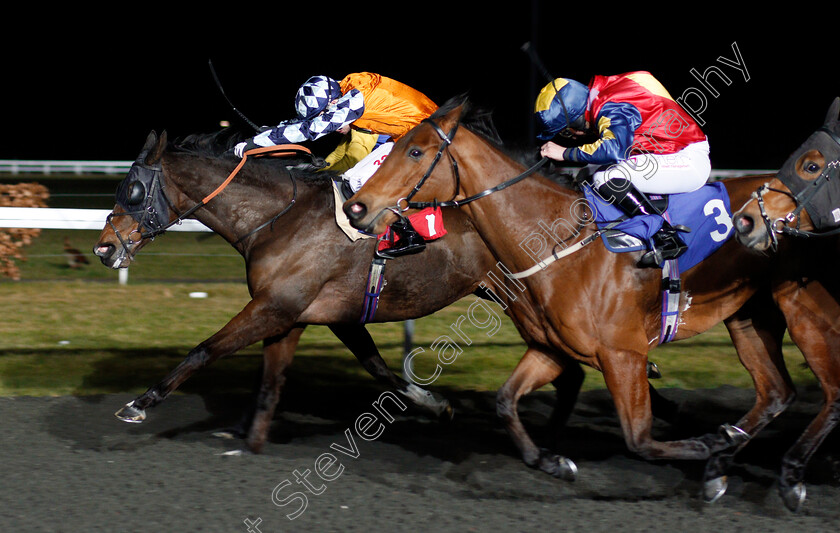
[343,200,397,234]
[93,241,129,269]
[732,212,773,252]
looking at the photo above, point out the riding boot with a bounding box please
[376,216,427,259]
[597,179,689,268]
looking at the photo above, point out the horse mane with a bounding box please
[432,95,578,189]
[166,128,338,187]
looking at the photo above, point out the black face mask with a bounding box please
[114,159,171,234]
[777,127,840,231]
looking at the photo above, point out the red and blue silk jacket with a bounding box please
[563,71,707,165]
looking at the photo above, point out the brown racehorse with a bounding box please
[344,97,840,511]
[731,97,840,509]
[93,129,498,454]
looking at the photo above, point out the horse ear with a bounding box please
[144,130,168,166]
[824,97,840,130]
[142,131,158,152]
[439,95,471,131]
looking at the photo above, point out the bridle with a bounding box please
[389,116,548,216]
[738,127,840,249]
[107,145,306,260]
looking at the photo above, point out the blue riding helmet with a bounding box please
[295,75,343,120]
[534,78,590,140]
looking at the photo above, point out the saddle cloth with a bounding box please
[376,206,447,252]
[582,181,734,271]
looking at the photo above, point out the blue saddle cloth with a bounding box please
[581,181,734,271]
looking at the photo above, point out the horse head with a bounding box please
[94,130,178,268]
[733,97,840,252]
[344,98,471,235]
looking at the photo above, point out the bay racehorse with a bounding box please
[344,97,840,511]
[732,97,840,252]
[730,97,840,508]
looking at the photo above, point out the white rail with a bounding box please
[0,160,132,175]
[0,207,211,232]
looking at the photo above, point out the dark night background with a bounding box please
[1,6,835,171]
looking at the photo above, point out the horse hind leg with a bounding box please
[497,346,577,480]
[328,323,453,421]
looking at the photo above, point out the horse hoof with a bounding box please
[218,449,252,457]
[539,450,577,481]
[114,401,146,423]
[780,482,806,512]
[439,403,455,423]
[703,475,728,503]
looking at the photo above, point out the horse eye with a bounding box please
[408,148,423,160]
[804,162,821,174]
[127,181,146,204]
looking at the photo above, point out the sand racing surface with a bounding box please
[1,383,839,532]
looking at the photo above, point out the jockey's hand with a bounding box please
[233,140,260,158]
[540,141,567,162]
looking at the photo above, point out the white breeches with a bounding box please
[344,142,394,193]
[590,140,711,195]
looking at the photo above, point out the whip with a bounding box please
[208,59,261,133]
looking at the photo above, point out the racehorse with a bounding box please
[92,129,499,454]
[732,97,840,252]
[344,97,840,511]
[730,97,840,508]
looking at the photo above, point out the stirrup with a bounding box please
[376,220,426,259]
[638,230,688,268]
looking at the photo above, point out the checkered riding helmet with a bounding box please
[534,78,590,140]
[295,76,343,120]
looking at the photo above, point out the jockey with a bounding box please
[534,72,711,267]
[234,72,438,257]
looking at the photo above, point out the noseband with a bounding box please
[394,117,548,214]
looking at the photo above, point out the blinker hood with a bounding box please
[114,159,171,234]
[777,129,840,231]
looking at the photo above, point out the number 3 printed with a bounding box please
[703,199,733,242]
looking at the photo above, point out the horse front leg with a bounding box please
[703,293,794,504]
[240,327,307,454]
[775,279,840,512]
[496,346,577,480]
[115,297,288,424]
[601,349,711,461]
[328,323,453,420]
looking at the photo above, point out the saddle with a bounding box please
[582,181,735,272]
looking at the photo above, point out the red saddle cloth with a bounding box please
[376,207,447,252]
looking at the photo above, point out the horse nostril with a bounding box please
[345,202,367,221]
[94,243,114,259]
[733,214,754,235]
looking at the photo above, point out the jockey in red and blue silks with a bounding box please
[534,72,711,267]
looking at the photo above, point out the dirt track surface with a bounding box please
[1,385,839,532]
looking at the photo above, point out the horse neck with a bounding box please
[450,134,586,274]
[161,153,310,248]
